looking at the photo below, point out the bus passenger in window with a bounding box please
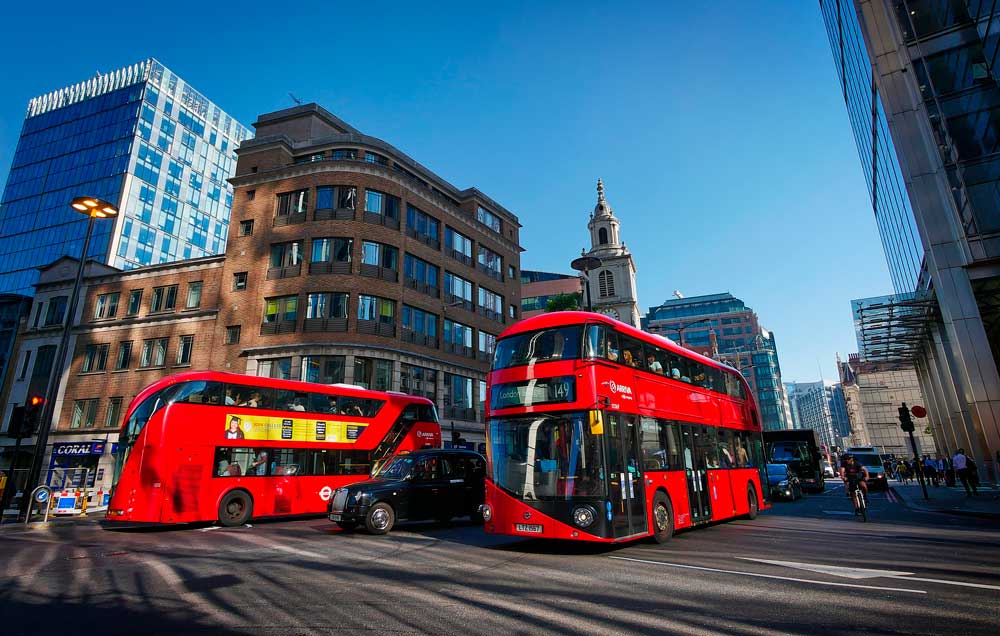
[290,398,306,412]
[735,441,749,467]
[647,354,663,374]
[251,450,268,476]
[622,350,637,367]
[671,368,681,380]
[225,388,236,406]
[326,396,340,414]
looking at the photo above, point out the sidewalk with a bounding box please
[891,481,1000,520]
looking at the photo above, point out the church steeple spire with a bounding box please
[593,178,614,219]
[581,178,640,328]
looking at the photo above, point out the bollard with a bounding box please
[80,490,88,517]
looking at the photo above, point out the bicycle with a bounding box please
[847,480,867,522]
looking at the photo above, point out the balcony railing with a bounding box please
[363,211,400,230]
[309,261,352,275]
[273,212,306,227]
[478,307,504,324]
[314,207,356,221]
[477,263,504,283]
[447,249,473,267]
[443,341,475,359]
[303,317,348,333]
[266,263,302,280]
[477,350,493,363]
[443,406,476,421]
[405,227,441,251]
[360,264,398,283]
[401,328,438,349]
[260,320,297,335]
[444,293,474,313]
[357,319,396,338]
[404,277,440,298]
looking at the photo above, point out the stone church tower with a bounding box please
[582,179,640,327]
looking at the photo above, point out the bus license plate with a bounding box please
[515,523,543,533]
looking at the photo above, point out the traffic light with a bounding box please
[898,402,914,433]
[10,396,46,438]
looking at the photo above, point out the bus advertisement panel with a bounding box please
[107,371,440,526]
[482,312,768,543]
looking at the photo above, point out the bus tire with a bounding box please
[651,491,674,544]
[745,485,759,520]
[219,490,253,527]
[365,502,395,535]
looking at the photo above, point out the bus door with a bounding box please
[605,414,647,538]
[680,425,712,523]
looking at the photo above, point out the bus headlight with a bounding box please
[480,504,492,522]
[572,506,596,528]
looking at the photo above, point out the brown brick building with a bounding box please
[1,103,522,487]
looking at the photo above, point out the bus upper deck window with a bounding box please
[585,325,605,359]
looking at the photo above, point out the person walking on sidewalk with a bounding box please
[953,448,978,497]
[923,455,939,486]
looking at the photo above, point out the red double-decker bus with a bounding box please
[482,312,769,543]
[107,371,440,526]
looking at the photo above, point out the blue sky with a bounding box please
[0,1,893,383]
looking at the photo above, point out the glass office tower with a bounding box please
[0,59,250,295]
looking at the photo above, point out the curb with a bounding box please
[890,486,1000,521]
[0,515,105,532]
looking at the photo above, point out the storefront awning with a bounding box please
[852,291,936,361]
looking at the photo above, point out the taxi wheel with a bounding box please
[651,492,674,544]
[219,490,253,527]
[365,503,395,535]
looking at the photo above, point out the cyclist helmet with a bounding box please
[842,453,854,461]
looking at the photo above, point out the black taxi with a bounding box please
[328,449,485,534]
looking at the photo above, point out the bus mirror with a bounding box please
[589,411,604,435]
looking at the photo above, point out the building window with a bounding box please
[445,227,473,262]
[44,296,68,326]
[225,325,241,345]
[94,293,119,320]
[150,285,178,312]
[444,374,473,414]
[400,364,437,400]
[478,287,504,320]
[126,290,142,316]
[306,292,349,319]
[444,319,473,352]
[140,338,169,368]
[599,228,609,245]
[354,356,392,391]
[247,189,255,201]
[185,281,203,309]
[479,331,497,357]
[176,335,194,365]
[71,398,100,429]
[508,265,516,280]
[357,295,395,324]
[18,350,31,380]
[598,270,616,298]
[316,185,357,210]
[258,357,292,380]
[233,272,248,291]
[406,205,440,242]
[404,254,439,291]
[264,296,298,323]
[364,152,389,166]
[444,272,473,304]
[301,355,346,384]
[106,397,123,428]
[239,220,254,236]
[115,341,132,370]
[509,304,517,320]
[478,245,503,278]
[402,305,438,339]
[81,343,109,373]
[477,206,502,233]
[270,241,303,268]
[361,241,398,271]
[331,149,356,160]
[364,189,400,223]
[277,189,308,217]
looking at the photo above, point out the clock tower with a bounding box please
[583,179,640,327]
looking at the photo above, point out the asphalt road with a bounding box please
[1,485,998,636]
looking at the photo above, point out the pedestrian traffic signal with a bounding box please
[898,402,914,433]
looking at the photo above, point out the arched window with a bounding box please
[598,270,616,298]
[598,228,608,245]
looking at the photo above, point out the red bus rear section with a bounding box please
[107,371,440,525]
[483,312,769,543]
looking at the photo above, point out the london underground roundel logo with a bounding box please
[319,486,333,501]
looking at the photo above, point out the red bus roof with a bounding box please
[499,311,741,376]
[120,370,433,435]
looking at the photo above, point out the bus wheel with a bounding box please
[746,486,759,520]
[219,490,253,527]
[651,492,674,544]
[365,503,395,535]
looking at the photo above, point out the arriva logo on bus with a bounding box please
[602,380,634,399]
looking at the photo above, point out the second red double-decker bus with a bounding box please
[107,371,440,526]
[482,312,769,543]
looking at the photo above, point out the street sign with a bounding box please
[34,488,51,504]
[910,405,927,418]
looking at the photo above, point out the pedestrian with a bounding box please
[944,455,956,487]
[923,455,939,486]
[953,448,978,497]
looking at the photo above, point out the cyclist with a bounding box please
[839,454,870,514]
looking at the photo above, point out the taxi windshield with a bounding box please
[377,455,414,479]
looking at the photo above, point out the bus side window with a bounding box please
[605,330,620,363]
[584,324,606,359]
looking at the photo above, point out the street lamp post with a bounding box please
[18,197,118,520]
[669,317,712,348]
[570,255,602,312]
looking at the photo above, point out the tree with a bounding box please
[546,293,581,312]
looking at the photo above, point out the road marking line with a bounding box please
[888,575,1000,591]
[608,556,926,594]
[822,510,854,515]
[739,558,1000,591]
[198,525,222,532]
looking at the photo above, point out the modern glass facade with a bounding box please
[819,0,924,294]
[0,59,249,295]
[644,293,792,431]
